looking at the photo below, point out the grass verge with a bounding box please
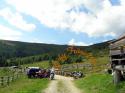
[0,75,49,93]
[75,73,125,93]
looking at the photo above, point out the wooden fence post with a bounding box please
[16,74,18,79]
[7,76,10,85]
[62,71,64,76]
[77,64,78,69]
[12,75,14,82]
[1,77,4,86]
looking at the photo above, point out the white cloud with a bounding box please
[68,38,91,46]
[29,38,43,43]
[5,0,125,37]
[0,24,22,40]
[29,38,57,44]
[0,8,36,31]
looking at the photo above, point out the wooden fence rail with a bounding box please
[61,63,108,72]
[0,74,20,87]
[55,70,72,77]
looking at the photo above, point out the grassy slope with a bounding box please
[74,55,125,93]
[23,61,50,68]
[75,73,125,93]
[0,75,49,93]
[0,61,50,76]
[0,68,15,77]
[0,61,50,93]
[61,56,109,73]
[96,56,109,65]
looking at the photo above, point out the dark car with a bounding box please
[27,67,40,78]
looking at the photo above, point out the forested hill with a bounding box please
[0,40,109,57]
[0,40,68,58]
[0,40,109,66]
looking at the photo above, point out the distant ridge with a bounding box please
[0,39,109,59]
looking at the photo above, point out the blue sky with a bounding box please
[0,0,125,46]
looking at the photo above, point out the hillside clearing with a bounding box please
[22,61,50,68]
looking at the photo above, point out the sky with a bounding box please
[0,0,125,46]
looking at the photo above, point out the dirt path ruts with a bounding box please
[43,75,82,93]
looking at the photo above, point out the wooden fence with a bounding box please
[55,70,73,77]
[0,74,21,87]
[61,63,108,71]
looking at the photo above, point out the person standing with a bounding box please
[50,67,55,80]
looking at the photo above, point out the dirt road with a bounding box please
[43,75,82,93]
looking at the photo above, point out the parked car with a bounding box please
[26,67,40,78]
